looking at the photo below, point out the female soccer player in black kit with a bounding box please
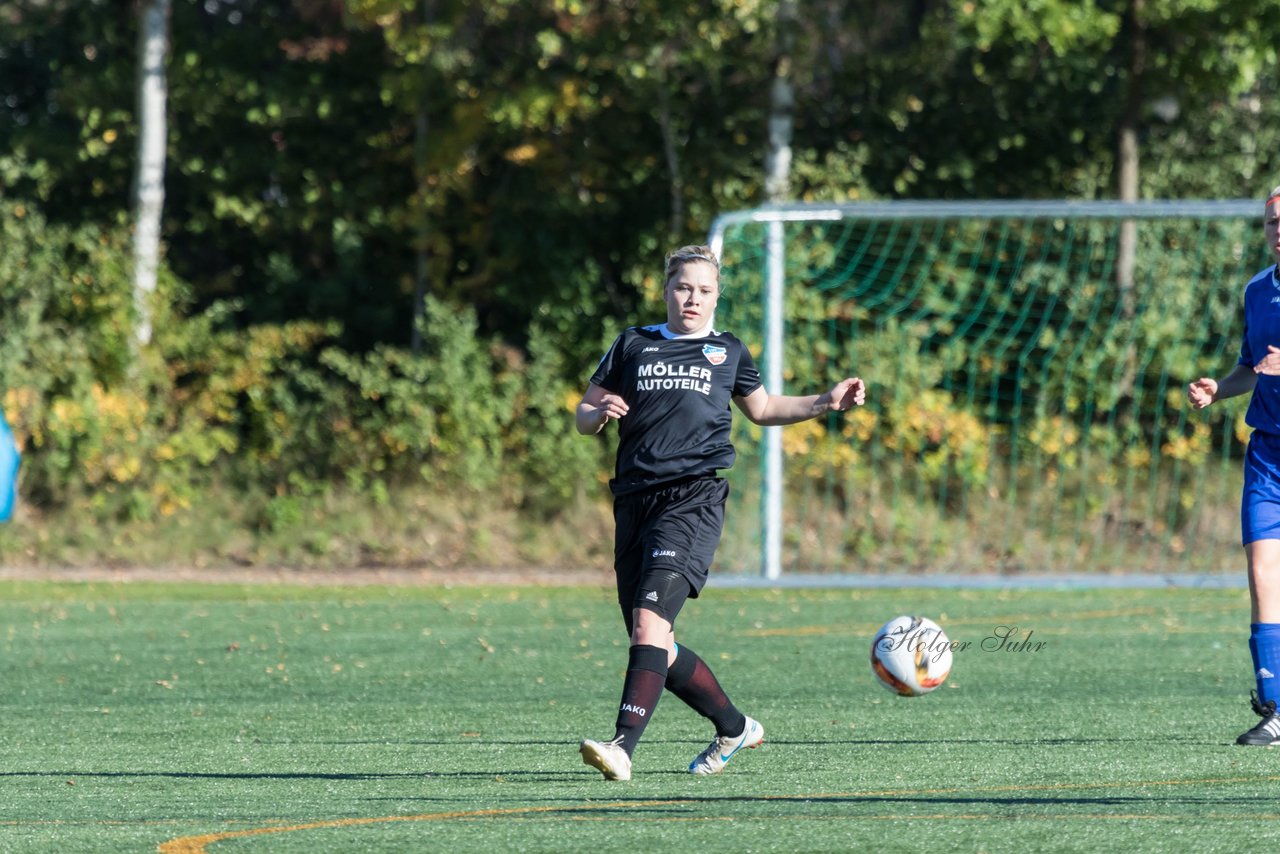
[575,245,867,780]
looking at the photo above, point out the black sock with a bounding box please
[665,644,746,738]
[612,644,668,756]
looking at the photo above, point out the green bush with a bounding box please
[0,199,601,541]
[0,198,181,516]
[0,194,1245,570]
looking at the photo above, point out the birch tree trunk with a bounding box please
[764,0,797,204]
[132,0,170,349]
[1115,0,1146,291]
[1115,0,1145,398]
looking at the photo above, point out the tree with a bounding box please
[6,0,1279,377]
[765,0,797,204]
[132,0,170,349]
[931,0,1280,200]
[348,0,778,360]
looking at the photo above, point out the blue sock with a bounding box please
[1249,623,1280,704]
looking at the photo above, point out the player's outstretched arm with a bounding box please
[734,377,866,427]
[576,382,629,435]
[1188,364,1256,410]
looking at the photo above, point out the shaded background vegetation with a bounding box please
[0,0,1278,569]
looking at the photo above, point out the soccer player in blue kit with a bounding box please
[1190,185,1280,745]
[574,245,867,780]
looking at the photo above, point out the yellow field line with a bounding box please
[156,801,698,854]
[156,775,1280,853]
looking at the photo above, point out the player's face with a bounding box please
[664,261,720,335]
[1266,196,1280,264]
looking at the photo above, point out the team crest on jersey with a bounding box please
[702,344,727,366]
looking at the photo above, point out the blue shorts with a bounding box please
[1243,431,1280,544]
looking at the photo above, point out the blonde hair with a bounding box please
[664,245,720,288]
[1267,184,1280,205]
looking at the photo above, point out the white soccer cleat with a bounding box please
[580,736,632,781]
[688,716,764,775]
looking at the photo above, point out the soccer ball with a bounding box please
[870,615,953,696]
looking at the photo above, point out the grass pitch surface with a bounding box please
[0,580,1276,852]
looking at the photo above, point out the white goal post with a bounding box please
[708,199,1260,579]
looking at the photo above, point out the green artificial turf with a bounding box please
[0,580,1276,853]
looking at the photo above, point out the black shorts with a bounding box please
[613,475,729,608]
[616,568,691,636]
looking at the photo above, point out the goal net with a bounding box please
[707,200,1264,577]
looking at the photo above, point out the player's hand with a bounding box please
[828,377,867,412]
[1257,345,1280,376]
[596,393,630,428]
[1187,377,1218,409]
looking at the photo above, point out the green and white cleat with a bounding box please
[580,736,632,781]
[688,716,764,775]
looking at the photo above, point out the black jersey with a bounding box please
[589,324,762,496]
